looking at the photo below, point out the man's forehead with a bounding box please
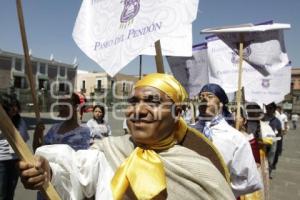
[199,91,215,95]
[133,87,171,100]
[134,87,160,95]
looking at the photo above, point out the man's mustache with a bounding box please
[127,114,159,122]
[129,118,154,123]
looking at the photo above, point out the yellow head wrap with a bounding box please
[134,73,187,103]
[111,73,188,200]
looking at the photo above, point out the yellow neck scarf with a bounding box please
[111,73,188,200]
[111,118,187,200]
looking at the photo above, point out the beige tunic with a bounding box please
[92,135,235,200]
[36,135,235,199]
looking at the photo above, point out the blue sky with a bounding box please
[0,0,299,76]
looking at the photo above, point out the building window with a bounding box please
[38,79,48,90]
[48,65,57,79]
[0,56,11,70]
[13,76,27,89]
[31,61,37,74]
[40,63,46,74]
[122,82,126,92]
[59,82,69,93]
[111,80,114,89]
[97,80,102,89]
[15,58,22,71]
[59,67,65,77]
[82,80,86,90]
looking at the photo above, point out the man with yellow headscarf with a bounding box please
[18,73,235,200]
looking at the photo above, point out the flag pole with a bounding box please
[15,0,61,199]
[16,0,44,152]
[139,55,142,80]
[16,0,40,121]
[235,34,244,129]
[154,40,165,73]
[0,106,61,200]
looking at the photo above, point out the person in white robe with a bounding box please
[193,83,263,198]
[18,73,235,200]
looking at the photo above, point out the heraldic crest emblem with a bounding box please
[120,0,140,28]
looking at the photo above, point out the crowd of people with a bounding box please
[0,73,298,200]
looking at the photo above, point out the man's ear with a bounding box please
[219,102,223,109]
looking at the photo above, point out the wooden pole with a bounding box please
[235,35,244,129]
[189,101,196,125]
[16,0,40,121]
[16,0,44,151]
[0,105,61,200]
[15,0,61,199]
[154,40,165,73]
[139,55,142,80]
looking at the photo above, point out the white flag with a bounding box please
[206,22,290,93]
[244,65,291,106]
[141,24,193,56]
[167,43,209,98]
[73,0,199,77]
[217,29,289,76]
[206,36,264,93]
[202,22,290,77]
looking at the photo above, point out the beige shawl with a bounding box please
[91,135,235,200]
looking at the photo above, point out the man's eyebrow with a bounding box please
[127,96,139,102]
[127,94,165,103]
[143,94,161,101]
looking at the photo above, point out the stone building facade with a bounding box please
[0,50,77,111]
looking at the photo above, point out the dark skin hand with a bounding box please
[18,155,51,190]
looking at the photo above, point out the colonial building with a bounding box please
[0,49,77,111]
[290,67,300,114]
[76,70,139,105]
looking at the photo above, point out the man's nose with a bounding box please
[134,102,148,112]
[199,96,208,103]
[133,102,148,118]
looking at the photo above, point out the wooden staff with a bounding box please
[154,40,165,73]
[235,34,244,129]
[15,0,61,199]
[139,55,142,80]
[16,0,44,151]
[0,105,61,200]
[190,101,196,125]
[16,0,40,121]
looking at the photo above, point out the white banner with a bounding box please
[167,43,209,98]
[201,22,290,33]
[206,25,290,93]
[202,22,290,77]
[206,36,264,93]
[217,29,289,76]
[244,65,291,106]
[73,0,199,77]
[141,24,192,56]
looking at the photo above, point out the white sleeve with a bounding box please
[87,120,95,137]
[230,139,263,197]
[107,124,112,136]
[283,115,288,123]
[36,144,111,199]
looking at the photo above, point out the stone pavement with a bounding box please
[269,122,300,200]
[13,112,300,199]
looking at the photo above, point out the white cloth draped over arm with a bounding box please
[36,145,114,200]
